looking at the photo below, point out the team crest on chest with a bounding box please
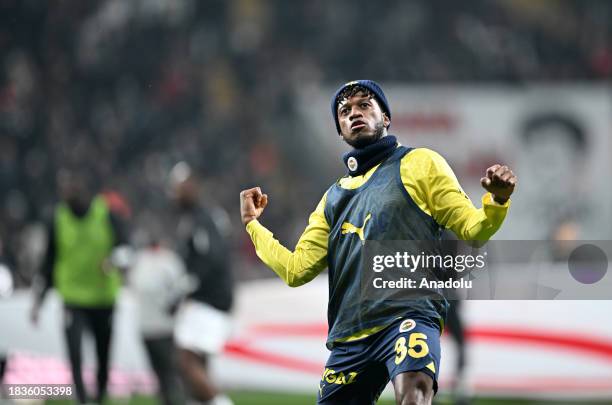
[347,157,358,172]
[399,319,416,333]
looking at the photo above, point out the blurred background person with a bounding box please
[30,168,128,405]
[440,232,471,405]
[0,239,15,396]
[169,162,235,405]
[446,300,469,405]
[547,217,582,262]
[127,222,192,405]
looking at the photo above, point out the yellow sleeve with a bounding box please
[401,148,510,241]
[245,192,330,287]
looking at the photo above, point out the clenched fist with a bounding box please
[240,187,268,225]
[480,164,517,204]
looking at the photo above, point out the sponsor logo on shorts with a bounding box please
[321,368,358,385]
[399,319,416,333]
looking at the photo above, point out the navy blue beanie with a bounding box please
[331,80,391,133]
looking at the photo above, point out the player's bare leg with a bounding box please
[392,371,434,405]
[177,348,219,401]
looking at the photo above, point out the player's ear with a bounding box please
[383,113,390,129]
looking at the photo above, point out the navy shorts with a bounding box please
[317,316,441,405]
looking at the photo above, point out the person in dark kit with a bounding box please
[169,162,234,405]
[240,80,516,405]
[439,232,471,405]
[446,300,470,405]
[30,169,129,404]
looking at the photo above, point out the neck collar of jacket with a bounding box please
[342,135,398,176]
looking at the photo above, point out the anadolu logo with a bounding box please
[399,319,416,333]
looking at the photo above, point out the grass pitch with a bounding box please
[44,392,611,405]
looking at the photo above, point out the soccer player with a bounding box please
[169,163,234,405]
[239,80,516,405]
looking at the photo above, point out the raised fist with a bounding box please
[240,187,268,225]
[480,165,517,204]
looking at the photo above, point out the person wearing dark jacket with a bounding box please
[169,162,234,405]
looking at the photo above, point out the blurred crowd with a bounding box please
[1,0,611,286]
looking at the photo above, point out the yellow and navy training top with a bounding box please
[246,147,509,346]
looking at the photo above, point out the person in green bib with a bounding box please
[31,169,128,404]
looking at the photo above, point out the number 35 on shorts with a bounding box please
[394,333,429,365]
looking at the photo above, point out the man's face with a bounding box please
[174,177,199,209]
[337,91,389,148]
[58,172,94,211]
